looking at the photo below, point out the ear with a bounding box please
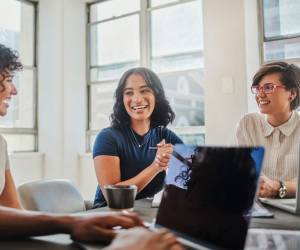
[289,89,297,101]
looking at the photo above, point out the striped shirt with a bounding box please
[236,111,300,181]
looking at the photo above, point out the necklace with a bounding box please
[130,127,151,148]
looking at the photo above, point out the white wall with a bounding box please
[11,0,91,198]
[244,0,260,113]
[203,0,259,144]
[10,153,44,185]
[38,0,87,183]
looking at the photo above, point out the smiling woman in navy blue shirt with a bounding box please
[93,67,182,208]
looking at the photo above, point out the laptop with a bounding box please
[153,144,265,250]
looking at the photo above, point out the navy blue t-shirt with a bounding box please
[92,126,183,207]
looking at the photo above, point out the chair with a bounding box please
[18,179,90,213]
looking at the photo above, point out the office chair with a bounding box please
[18,179,91,213]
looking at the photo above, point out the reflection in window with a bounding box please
[262,0,300,61]
[90,0,140,23]
[151,0,204,144]
[0,0,37,152]
[89,14,140,82]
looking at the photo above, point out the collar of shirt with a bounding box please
[261,111,300,137]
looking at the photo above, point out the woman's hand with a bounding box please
[259,175,280,198]
[153,139,173,172]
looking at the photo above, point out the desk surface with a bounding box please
[2,199,300,250]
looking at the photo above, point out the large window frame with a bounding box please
[0,0,38,152]
[87,0,204,152]
[259,0,300,65]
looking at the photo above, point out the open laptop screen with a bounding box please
[156,145,264,250]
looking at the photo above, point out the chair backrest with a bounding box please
[18,179,86,213]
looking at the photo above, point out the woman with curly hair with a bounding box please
[0,43,23,208]
[93,67,182,208]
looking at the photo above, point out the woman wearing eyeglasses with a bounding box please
[236,61,300,199]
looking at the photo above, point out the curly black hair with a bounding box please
[110,67,175,129]
[176,147,257,214]
[0,44,23,88]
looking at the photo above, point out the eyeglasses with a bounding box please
[251,83,286,94]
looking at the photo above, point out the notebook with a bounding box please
[153,144,265,250]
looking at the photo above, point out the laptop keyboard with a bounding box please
[277,198,296,206]
[245,229,300,250]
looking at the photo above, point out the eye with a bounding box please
[264,84,274,91]
[124,91,133,96]
[141,88,152,94]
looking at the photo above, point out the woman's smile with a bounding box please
[123,73,155,123]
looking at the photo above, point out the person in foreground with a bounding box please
[93,67,182,207]
[0,206,183,250]
[236,61,300,198]
[0,44,183,249]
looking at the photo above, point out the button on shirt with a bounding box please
[236,111,300,181]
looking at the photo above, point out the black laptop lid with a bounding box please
[156,145,264,250]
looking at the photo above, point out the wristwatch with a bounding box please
[278,181,287,198]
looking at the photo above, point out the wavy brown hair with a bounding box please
[0,44,23,90]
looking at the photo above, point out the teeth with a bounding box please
[132,105,147,110]
[259,100,270,105]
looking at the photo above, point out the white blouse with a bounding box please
[0,135,10,195]
[236,111,300,181]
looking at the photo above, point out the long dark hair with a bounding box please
[110,67,175,128]
[0,44,23,89]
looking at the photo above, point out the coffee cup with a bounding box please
[104,185,137,211]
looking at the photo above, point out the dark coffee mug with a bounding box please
[104,185,137,210]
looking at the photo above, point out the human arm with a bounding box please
[94,140,173,198]
[0,169,21,208]
[259,175,296,198]
[0,206,143,241]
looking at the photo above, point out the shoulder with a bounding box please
[93,127,124,158]
[239,113,262,124]
[96,127,123,140]
[238,113,264,130]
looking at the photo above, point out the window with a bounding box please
[0,0,37,152]
[261,0,300,65]
[87,0,204,151]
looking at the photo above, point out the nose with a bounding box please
[256,87,266,97]
[11,83,17,96]
[133,92,142,103]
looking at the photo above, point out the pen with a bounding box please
[149,146,158,150]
